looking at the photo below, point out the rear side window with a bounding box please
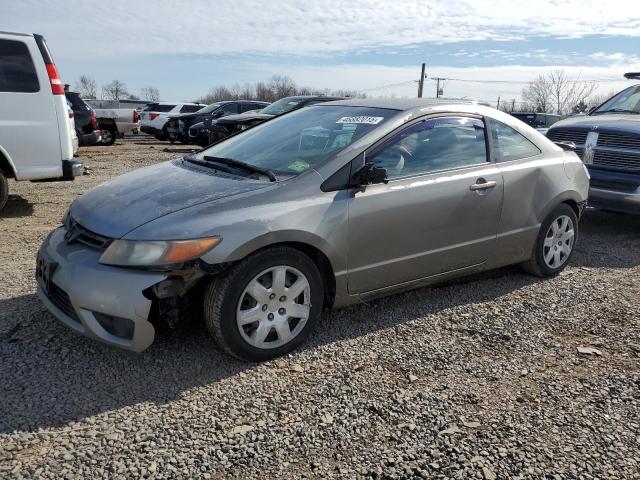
[180,104,201,113]
[487,118,541,162]
[0,39,39,93]
[146,104,175,113]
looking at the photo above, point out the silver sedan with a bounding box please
[37,98,590,360]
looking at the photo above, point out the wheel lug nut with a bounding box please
[262,304,268,311]
[279,296,286,302]
[269,293,276,300]
[268,313,274,320]
[278,308,286,315]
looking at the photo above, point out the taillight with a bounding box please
[90,111,97,129]
[133,110,139,123]
[45,63,65,95]
[68,111,74,119]
[149,113,159,121]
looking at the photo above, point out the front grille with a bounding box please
[64,216,112,250]
[593,150,640,171]
[547,129,588,145]
[47,282,80,323]
[597,131,640,150]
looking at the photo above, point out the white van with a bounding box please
[0,31,84,212]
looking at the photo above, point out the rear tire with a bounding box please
[204,247,324,361]
[521,203,578,277]
[0,170,8,212]
[101,128,117,145]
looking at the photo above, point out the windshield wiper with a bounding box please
[593,108,640,115]
[204,155,277,182]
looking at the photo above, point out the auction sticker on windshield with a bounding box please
[336,116,384,125]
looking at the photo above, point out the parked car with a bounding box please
[139,102,205,140]
[193,95,344,147]
[85,99,140,145]
[0,31,84,212]
[67,104,79,154]
[547,75,640,214]
[511,112,561,135]
[64,89,101,146]
[37,98,588,359]
[165,100,269,144]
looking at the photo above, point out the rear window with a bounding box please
[145,104,175,112]
[180,104,201,113]
[65,92,91,111]
[0,39,39,93]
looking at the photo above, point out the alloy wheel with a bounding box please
[543,214,575,269]
[236,266,311,349]
[101,129,112,144]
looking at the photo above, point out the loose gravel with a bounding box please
[0,137,638,479]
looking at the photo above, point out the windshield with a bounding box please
[261,97,309,116]
[593,86,640,114]
[197,103,222,114]
[195,105,396,176]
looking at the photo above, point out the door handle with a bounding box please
[469,179,497,191]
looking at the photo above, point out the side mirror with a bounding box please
[554,141,577,152]
[353,163,389,186]
[213,110,225,118]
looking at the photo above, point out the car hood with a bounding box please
[69,160,271,238]
[551,114,640,133]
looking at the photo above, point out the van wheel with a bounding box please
[0,170,8,212]
[522,204,578,277]
[204,247,324,361]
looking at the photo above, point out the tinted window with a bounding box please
[0,39,39,93]
[65,92,91,111]
[180,104,201,113]
[220,103,239,114]
[146,104,176,112]
[487,118,541,162]
[369,117,487,179]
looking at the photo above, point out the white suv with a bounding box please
[140,102,205,140]
[0,31,84,212]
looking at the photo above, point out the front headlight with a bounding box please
[99,237,221,267]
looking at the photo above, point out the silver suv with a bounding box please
[37,99,589,361]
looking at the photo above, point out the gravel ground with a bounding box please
[0,137,638,479]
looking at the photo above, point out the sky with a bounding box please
[3,0,640,106]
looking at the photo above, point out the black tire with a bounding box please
[155,125,169,141]
[0,170,8,212]
[204,247,324,361]
[521,203,578,277]
[101,128,117,146]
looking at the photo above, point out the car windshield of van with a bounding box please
[261,97,308,116]
[593,86,640,114]
[193,105,396,177]
[197,103,222,114]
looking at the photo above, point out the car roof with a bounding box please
[319,97,489,111]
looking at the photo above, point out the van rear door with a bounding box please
[0,32,71,180]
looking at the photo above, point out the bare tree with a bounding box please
[102,80,129,100]
[75,75,97,99]
[522,70,597,115]
[140,86,160,102]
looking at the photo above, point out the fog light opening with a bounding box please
[94,312,135,340]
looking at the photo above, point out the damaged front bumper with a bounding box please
[36,228,167,352]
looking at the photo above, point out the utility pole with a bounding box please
[496,96,501,110]
[431,77,446,98]
[417,63,426,98]
[511,98,516,112]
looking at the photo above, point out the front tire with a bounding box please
[522,203,578,277]
[0,170,8,212]
[204,247,324,361]
[101,128,117,145]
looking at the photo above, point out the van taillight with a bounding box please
[45,64,65,95]
[149,113,159,121]
[68,111,74,119]
[90,111,97,129]
[133,110,139,123]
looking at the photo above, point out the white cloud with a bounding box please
[4,0,640,57]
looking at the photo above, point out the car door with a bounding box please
[347,115,504,294]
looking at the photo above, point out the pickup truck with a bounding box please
[0,31,84,212]
[547,74,640,214]
[85,99,140,145]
